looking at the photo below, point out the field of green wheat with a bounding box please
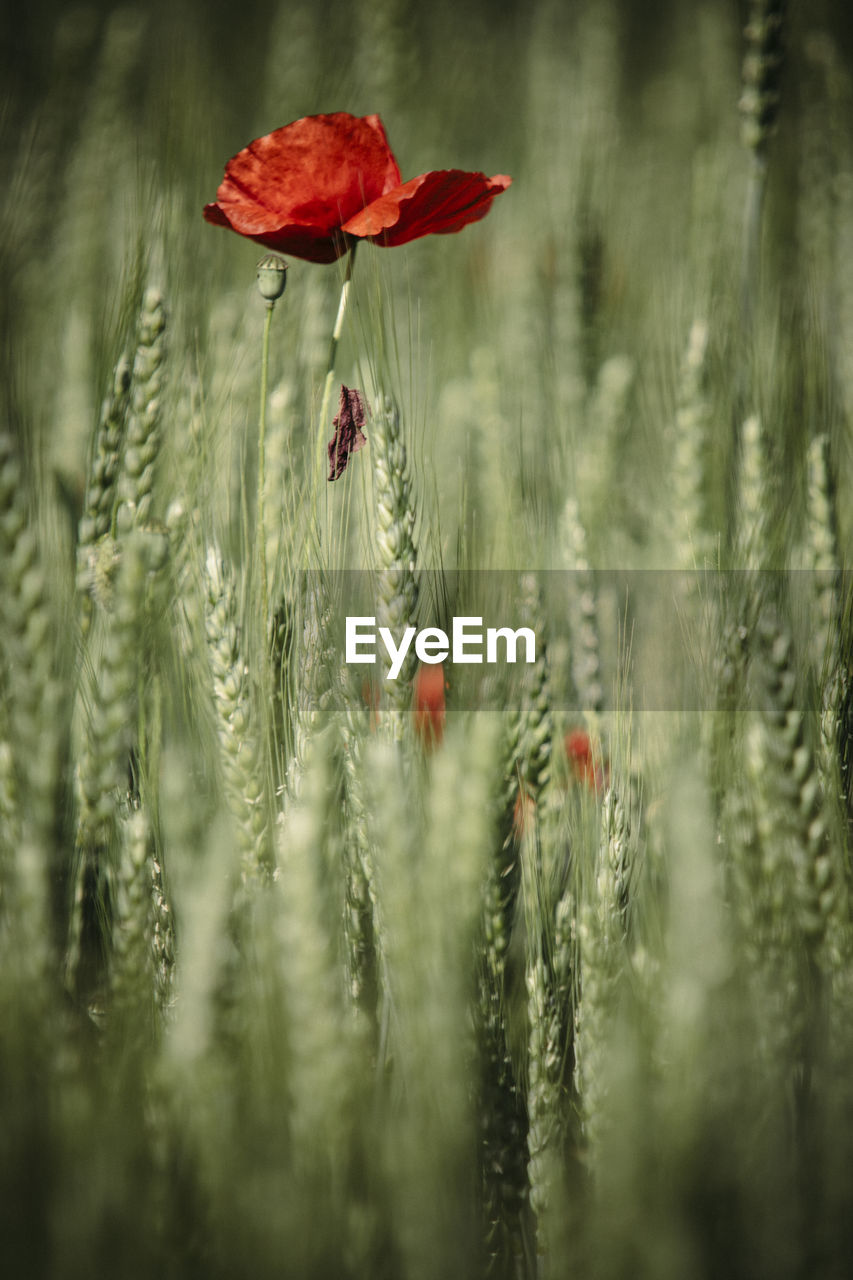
[3,0,853,1275]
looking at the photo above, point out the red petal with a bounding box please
[413,662,446,749]
[565,729,592,763]
[341,170,511,246]
[203,112,402,262]
[202,206,348,263]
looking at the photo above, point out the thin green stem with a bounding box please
[258,300,274,636]
[313,244,358,537]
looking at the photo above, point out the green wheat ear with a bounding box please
[806,435,843,674]
[371,394,419,727]
[708,409,772,802]
[582,353,635,532]
[739,1,787,320]
[115,286,167,535]
[67,533,151,1008]
[736,413,770,567]
[740,0,787,161]
[804,433,848,810]
[574,778,638,1176]
[0,426,60,1036]
[109,805,159,1049]
[287,573,337,797]
[741,603,851,1119]
[76,350,132,637]
[670,319,714,571]
[274,730,364,1196]
[477,710,529,1277]
[516,574,553,808]
[752,604,846,974]
[367,721,498,1279]
[525,882,574,1260]
[203,548,274,886]
[0,431,65,864]
[560,497,603,714]
[339,692,381,1036]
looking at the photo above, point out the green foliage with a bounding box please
[3,1,853,1276]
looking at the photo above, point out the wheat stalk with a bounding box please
[203,548,273,885]
[67,533,153,1006]
[740,0,788,325]
[477,710,530,1277]
[670,319,714,571]
[371,394,419,728]
[561,498,604,714]
[115,286,167,535]
[0,432,65,856]
[76,351,132,636]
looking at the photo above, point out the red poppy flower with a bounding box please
[203,112,511,264]
[564,728,609,794]
[413,662,447,750]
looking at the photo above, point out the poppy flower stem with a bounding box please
[258,300,275,636]
[314,244,358,522]
[254,253,288,640]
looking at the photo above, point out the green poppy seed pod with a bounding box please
[256,252,288,304]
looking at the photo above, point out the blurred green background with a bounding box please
[3,6,853,1277]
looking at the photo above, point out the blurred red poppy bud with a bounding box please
[513,786,536,840]
[564,727,609,794]
[413,662,446,749]
[362,676,380,733]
